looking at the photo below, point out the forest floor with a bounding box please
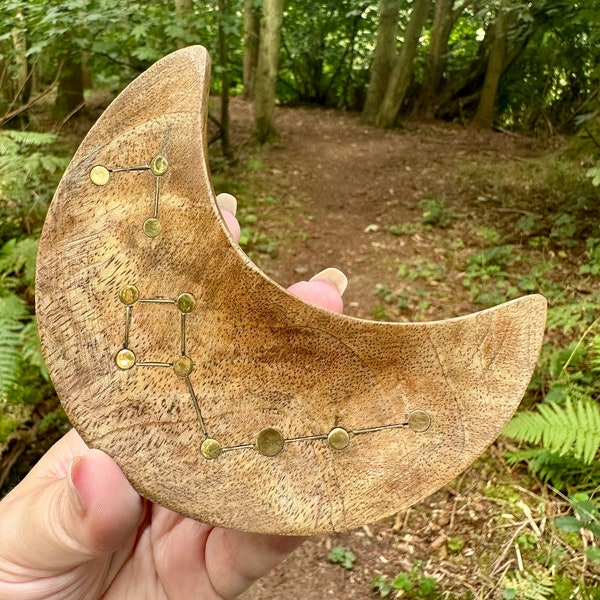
[53,96,595,598]
[198,99,593,599]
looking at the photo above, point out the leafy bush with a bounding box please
[0,130,69,239]
[504,305,600,492]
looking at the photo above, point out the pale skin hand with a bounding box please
[0,204,345,600]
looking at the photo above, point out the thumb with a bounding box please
[0,429,143,576]
[287,267,347,314]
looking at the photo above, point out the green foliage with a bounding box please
[555,493,600,539]
[505,311,600,490]
[419,198,452,228]
[396,259,445,282]
[0,237,38,292]
[502,568,554,600]
[278,0,375,108]
[370,564,440,599]
[580,238,600,276]
[0,248,54,446]
[0,293,30,398]
[503,398,600,465]
[236,203,278,259]
[0,130,69,238]
[492,1,600,132]
[446,535,466,555]
[462,244,518,306]
[1,0,241,98]
[327,546,357,570]
[587,165,600,187]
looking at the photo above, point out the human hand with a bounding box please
[0,194,347,600]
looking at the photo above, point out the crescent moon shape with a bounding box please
[36,46,546,535]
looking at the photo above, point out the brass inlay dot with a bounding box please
[327,427,350,450]
[115,348,136,370]
[119,284,139,306]
[177,292,196,313]
[89,165,110,186]
[408,409,431,433]
[150,155,169,176]
[256,427,285,457]
[201,438,222,460]
[173,355,193,377]
[143,218,162,238]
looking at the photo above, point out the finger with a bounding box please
[216,193,346,315]
[216,192,241,243]
[203,267,348,598]
[0,429,143,577]
[205,529,304,599]
[287,267,347,314]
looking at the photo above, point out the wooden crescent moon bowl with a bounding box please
[36,45,547,535]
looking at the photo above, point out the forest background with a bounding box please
[1,1,600,598]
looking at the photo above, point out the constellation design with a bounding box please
[90,155,168,238]
[90,157,432,461]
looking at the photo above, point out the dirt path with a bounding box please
[216,100,554,599]
[226,99,547,323]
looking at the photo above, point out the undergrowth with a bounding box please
[0,131,68,493]
[368,147,600,595]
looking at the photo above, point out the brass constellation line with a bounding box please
[113,281,431,461]
[89,154,169,238]
[94,157,432,462]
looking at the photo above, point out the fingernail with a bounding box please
[216,192,237,216]
[68,456,86,515]
[309,268,348,296]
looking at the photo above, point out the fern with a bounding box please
[546,302,600,335]
[0,130,68,235]
[505,448,600,490]
[502,569,554,600]
[20,319,48,382]
[0,237,39,290]
[0,294,30,397]
[504,398,600,465]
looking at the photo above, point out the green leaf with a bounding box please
[370,574,393,598]
[392,572,413,591]
[417,576,438,595]
[555,516,582,532]
[503,398,600,464]
[327,546,356,569]
[586,547,600,563]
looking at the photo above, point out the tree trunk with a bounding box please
[54,50,84,119]
[1,25,31,127]
[472,2,510,128]
[242,0,261,100]
[11,26,29,97]
[362,0,401,124]
[376,0,431,128]
[217,0,232,159]
[174,0,194,49]
[418,0,455,118]
[253,0,284,144]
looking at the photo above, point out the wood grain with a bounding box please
[36,45,547,535]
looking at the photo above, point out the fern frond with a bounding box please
[505,447,600,489]
[0,294,29,397]
[503,568,554,600]
[20,319,48,381]
[0,237,39,287]
[504,398,600,464]
[0,130,58,152]
[547,303,600,335]
[0,293,29,322]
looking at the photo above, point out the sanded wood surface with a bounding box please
[36,46,547,535]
